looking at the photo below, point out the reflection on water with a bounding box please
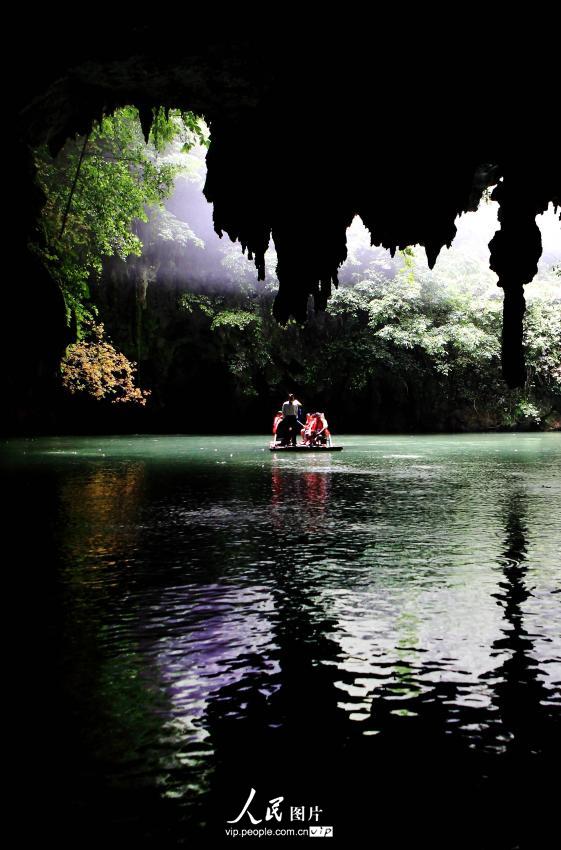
[59,462,145,567]
[486,490,556,756]
[271,461,331,531]
[3,434,560,848]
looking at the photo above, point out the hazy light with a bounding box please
[145,134,561,295]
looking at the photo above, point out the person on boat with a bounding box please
[316,412,331,446]
[302,412,331,446]
[301,413,314,444]
[281,393,302,446]
[272,411,285,446]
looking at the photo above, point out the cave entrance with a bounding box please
[25,105,561,435]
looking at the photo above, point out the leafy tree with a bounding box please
[169,248,560,429]
[34,106,207,331]
[61,323,149,405]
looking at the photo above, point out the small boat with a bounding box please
[271,408,342,451]
[269,443,343,452]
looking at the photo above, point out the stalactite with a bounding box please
[489,177,549,388]
[138,104,153,144]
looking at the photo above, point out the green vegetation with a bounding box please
[34,107,206,327]
[33,106,207,407]
[172,260,560,430]
[33,107,561,430]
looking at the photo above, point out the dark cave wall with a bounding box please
[4,144,73,433]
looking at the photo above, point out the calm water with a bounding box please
[4,434,561,848]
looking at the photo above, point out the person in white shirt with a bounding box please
[281,393,302,445]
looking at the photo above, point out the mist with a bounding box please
[141,136,561,299]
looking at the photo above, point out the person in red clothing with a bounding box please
[319,413,331,445]
[273,411,283,435]
[301,412,331,446]
[272,411,285,445]
[310,412,330,446]
[300,413,313,444]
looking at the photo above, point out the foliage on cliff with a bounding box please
[61,323,150,405]
[34,106,207,330]
[167,252,561,430]
[34,106,207,406]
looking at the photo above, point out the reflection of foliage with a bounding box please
[61,324,150,405]
[34,106,206,331]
